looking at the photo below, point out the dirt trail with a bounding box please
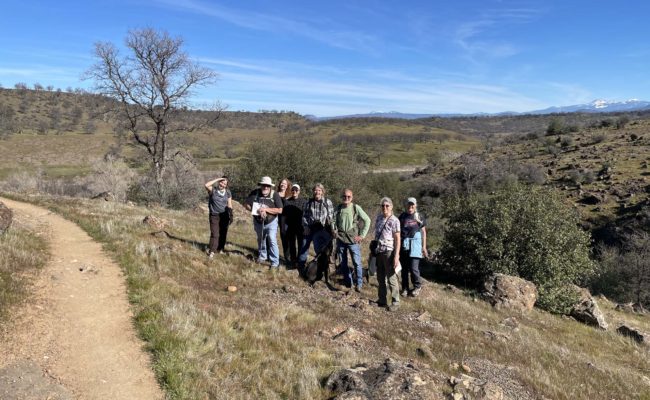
[0,198,163,400]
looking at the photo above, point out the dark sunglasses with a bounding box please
[341,195,352,199]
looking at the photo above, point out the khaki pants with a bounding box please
[376,251,399,306]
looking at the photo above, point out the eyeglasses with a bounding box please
[341,195,352,199]
[261,185,271,188]
[381,204,391,208]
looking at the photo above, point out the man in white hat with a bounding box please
[244,176,284,268]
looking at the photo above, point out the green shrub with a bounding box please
[231,134,366,203]
[546,118,565,135]
[439,184,594,313]
[560,135,574,148]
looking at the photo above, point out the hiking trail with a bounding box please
[0,197,162,400]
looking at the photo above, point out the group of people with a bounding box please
[204,176,428,311]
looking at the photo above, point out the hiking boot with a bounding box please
[411,287,422,297]
[388,302,400,312]
[400,289,409,297]
[354,286,361,293]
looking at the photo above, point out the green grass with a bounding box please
[7,193,650,400]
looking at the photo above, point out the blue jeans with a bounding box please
[254,218,279,267]
[337,240,363,288]
[298,228,331,268]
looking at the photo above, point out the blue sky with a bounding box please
[2,0,650,116]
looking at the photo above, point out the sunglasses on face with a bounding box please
[341,195,352,199]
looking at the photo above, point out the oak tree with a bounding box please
[86,28,219,201]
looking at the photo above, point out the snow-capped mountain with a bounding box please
[306,99,650,121]
[524,99,650,114]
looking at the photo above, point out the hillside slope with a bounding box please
[3,194,648,399]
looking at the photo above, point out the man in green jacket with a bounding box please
[334,189,371,291]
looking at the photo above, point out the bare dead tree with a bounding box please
[85,28,220,201]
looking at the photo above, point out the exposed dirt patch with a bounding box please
[0,197,162,399]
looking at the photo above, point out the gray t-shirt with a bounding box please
[208,188,231,215]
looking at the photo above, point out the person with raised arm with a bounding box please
[204,176,233,259]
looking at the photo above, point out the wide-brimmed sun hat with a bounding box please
[258,176,274,186]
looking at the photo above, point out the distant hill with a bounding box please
[529,99,650,114]
[309,99,650,121]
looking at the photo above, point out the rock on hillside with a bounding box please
[616,325,649,346]
[569,286,608,330]
[325,359,447,399]
[482,274,537,312]
[325,359,523,400]
[0,201,12,235]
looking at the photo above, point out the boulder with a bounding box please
[569,286,608,330]
[449,374,505,400]
[482,274,538,312]
[142,215,167,231]
[615,302,647,314]
[616,324,649,346]
[325,359,447,399]
[0,201,11,236]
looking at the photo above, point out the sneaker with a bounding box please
[400,289,409,297]
[388,302,400,311]
[411,287,422,297]
[207,252,215,259]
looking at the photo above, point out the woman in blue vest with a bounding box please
[398,197,428,297]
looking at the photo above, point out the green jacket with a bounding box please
[334,203,371,244]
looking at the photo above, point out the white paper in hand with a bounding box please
[251,202,261,216]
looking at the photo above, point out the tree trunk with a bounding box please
[154,160,166,203]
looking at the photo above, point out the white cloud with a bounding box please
[197,59,545,115]
[454,6,542,61]
[154,0,380,54]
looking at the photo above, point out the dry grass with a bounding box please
[0,223,48,319]
[5,193,648,399]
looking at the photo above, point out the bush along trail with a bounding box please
[0,197,162,400]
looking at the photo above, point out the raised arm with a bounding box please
[204,177,224,193]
